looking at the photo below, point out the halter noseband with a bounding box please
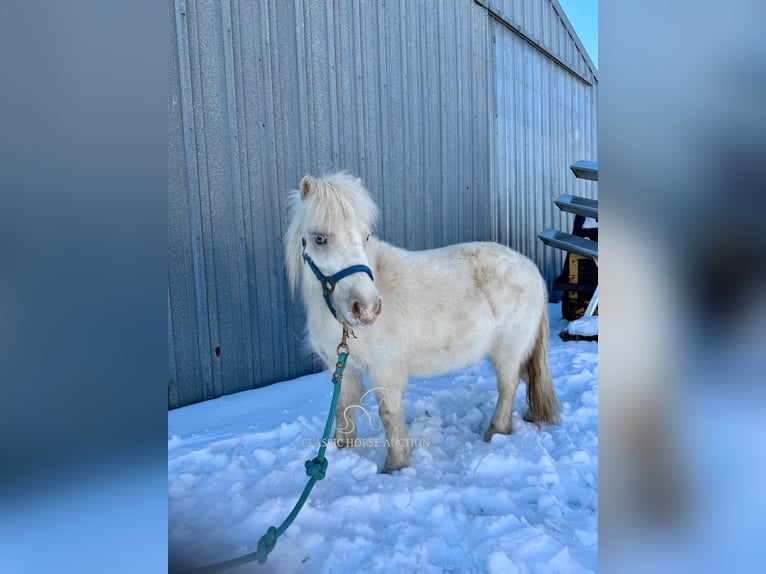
[301,238,374,320]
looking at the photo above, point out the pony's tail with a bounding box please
[525,306,561,425]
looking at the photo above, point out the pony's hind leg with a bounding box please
[484,351,525,441]
[334,368,363,448]
[371,371,410,472]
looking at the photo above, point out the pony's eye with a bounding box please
[366,234,371,242]
[314,233,327,245]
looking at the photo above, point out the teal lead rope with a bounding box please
[189,327,350,573]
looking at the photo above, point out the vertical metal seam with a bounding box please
[220,0,254,394]
[174,0,215,402]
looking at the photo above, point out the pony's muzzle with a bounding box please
[350,295,382,325]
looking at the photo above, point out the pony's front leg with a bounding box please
[334,367,363,448]
[371,372,410,472]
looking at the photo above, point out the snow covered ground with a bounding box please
[168,304,598,573]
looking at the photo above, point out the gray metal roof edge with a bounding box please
[475,0,598,82]
[549,0,599,82]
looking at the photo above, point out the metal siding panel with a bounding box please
[472,5,492,243]
[410,1,424,249]
[293,1,311,171]
[308,0,333,170]
[539,56,550,269]
[220,0,254,396]
[536,51,545,259]
[488,2,597,300]
[351,0,366,179]
[169,0,199,408]
[237,0,269,389]
[492,22,503,245]
[287,3,315,376]
[543,0,552,51]
[386,0,406,245]
[455,0,468,241]
[191,0,227,400]
[520,38,532,255]
[449,0,461,241]
[325,0,341,168]
[496,23,510,245]
[404,0,422,249]
[336,4,357,171]
[374,0,392,242]
[437,0,452,246]
[524,0,535,39]
[168,287,180,409]
[534,0,543,43]
[204,0,255,398]
[423,0,441,247]
[171,0,217,405]
[448,1,461,245]
[254,0,286,387]
[264,0,301,381]
[360,1,385,238]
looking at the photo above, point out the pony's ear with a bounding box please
[300,176,314,200]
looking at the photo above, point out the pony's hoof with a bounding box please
[524,410,560,425]
[522,411,539,424]
[483,424,512,442]
[382,457,409,473]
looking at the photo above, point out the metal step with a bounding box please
[554,194,598,220]
[538,229,598,260]
[570,160,598,181]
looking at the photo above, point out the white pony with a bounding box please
[285,172,560,471]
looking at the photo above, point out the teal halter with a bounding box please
[301,238,374,320]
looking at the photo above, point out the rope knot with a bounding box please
[256,526,278,564]
[304,456,328,480]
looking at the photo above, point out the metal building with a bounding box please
[168,0,598,408]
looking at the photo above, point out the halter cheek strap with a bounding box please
[301,238,374,320]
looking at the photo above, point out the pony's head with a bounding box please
[285,172,382,327]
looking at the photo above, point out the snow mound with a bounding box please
[566,316,599,337]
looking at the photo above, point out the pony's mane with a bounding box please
[284,172,379,294]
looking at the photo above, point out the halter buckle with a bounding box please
[322,277,335,295]
[336,326,351,355]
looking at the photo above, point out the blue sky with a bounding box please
[557,0,598,69]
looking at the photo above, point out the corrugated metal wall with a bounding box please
[168,0,597,409]
[487,0,598,287]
